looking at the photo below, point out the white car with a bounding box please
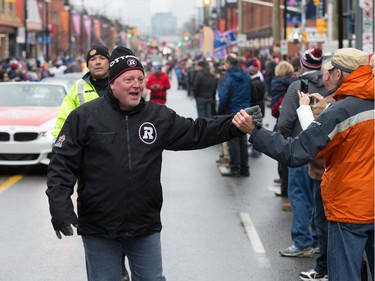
[0,82,66,166]
[41,72,84,92]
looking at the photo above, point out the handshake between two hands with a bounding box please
[244,105,263,127]
[232,105,263,134]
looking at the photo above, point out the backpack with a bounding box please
[271,95,284,118]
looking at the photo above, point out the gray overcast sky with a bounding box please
[72,0,201,32]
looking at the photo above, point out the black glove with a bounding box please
[244,105,263,127]
[55,224,76,239]
[244,105,260,115]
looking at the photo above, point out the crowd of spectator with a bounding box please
[0,56,86,82]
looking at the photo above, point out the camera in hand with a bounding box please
[309,96,317,105]
[300,78,309,93]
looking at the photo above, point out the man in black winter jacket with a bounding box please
[46,47,254,281]
[193,60,217,118]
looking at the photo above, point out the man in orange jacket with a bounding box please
[233,48,374,281]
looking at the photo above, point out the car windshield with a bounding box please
[41,77,78,91]
[0,84,66,107]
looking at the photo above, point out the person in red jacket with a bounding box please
[146,65,171,104]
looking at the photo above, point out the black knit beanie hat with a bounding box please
[86,45,110,66]
[109,47,144,83]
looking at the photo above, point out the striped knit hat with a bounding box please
[300,48,323,70]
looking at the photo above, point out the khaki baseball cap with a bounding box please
[325,48,369,73]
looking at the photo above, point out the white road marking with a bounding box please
[239,212,271,268]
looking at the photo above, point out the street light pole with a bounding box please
[24,0,28,58]
[300,0,307,52]
[45,0,50,61]
[283,0,288,60]
[272,0,280,44]
[64,0,72,57]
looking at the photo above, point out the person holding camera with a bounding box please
[277,47,328,257]
[234,47,374,281]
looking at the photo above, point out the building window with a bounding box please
[8,1,14,14]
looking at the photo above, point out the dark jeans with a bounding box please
[288,165,318,249]
[328,221,374,281]
[278,162,288,196]
[195,97,212,118]
[82,232,166,281]
[312,179,328,275]
[228,134,249,173]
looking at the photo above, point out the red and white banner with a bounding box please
[83,17,92,39]
[72,13,81,36]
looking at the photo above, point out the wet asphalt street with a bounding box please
[0,75,317,281]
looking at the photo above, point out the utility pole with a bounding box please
[225,0,228,30]
[283,0,287,40]
[283,0,288,60]
[64,0,72,57]
[272,0,280,44]
[300,0,306,52]
[238,0,243,34]
[337,0,343,48]
[24,0,28,58]
[327,0,333,43]
[45,0,50,61]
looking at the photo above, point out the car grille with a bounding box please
[0,132,10,141]
[0,154,39,161]
[0,132,38,142]
[14,132,39,141]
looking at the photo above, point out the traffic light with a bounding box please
[316,18,327,34]
[313,0,320,6]
[302,30,308,43]
[133,27,139,37]
[183,32,190,41]
[127,28,133,38]
[202,0,212,6]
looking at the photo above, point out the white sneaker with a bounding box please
[299,269,328,281]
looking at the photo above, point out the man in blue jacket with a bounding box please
[217,53,251,177]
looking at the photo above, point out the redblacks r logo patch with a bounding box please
[127,59,137,67]
[139,122,157,144]
[54,135,66,148]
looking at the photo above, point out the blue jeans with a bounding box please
[195,97,212,119]
[312,179,328,274]
[82,232,166,281]
[328,221,374,281]
[228,134,249,173]
[288,165,317,249]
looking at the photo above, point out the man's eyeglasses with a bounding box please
[328,67,336,75]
